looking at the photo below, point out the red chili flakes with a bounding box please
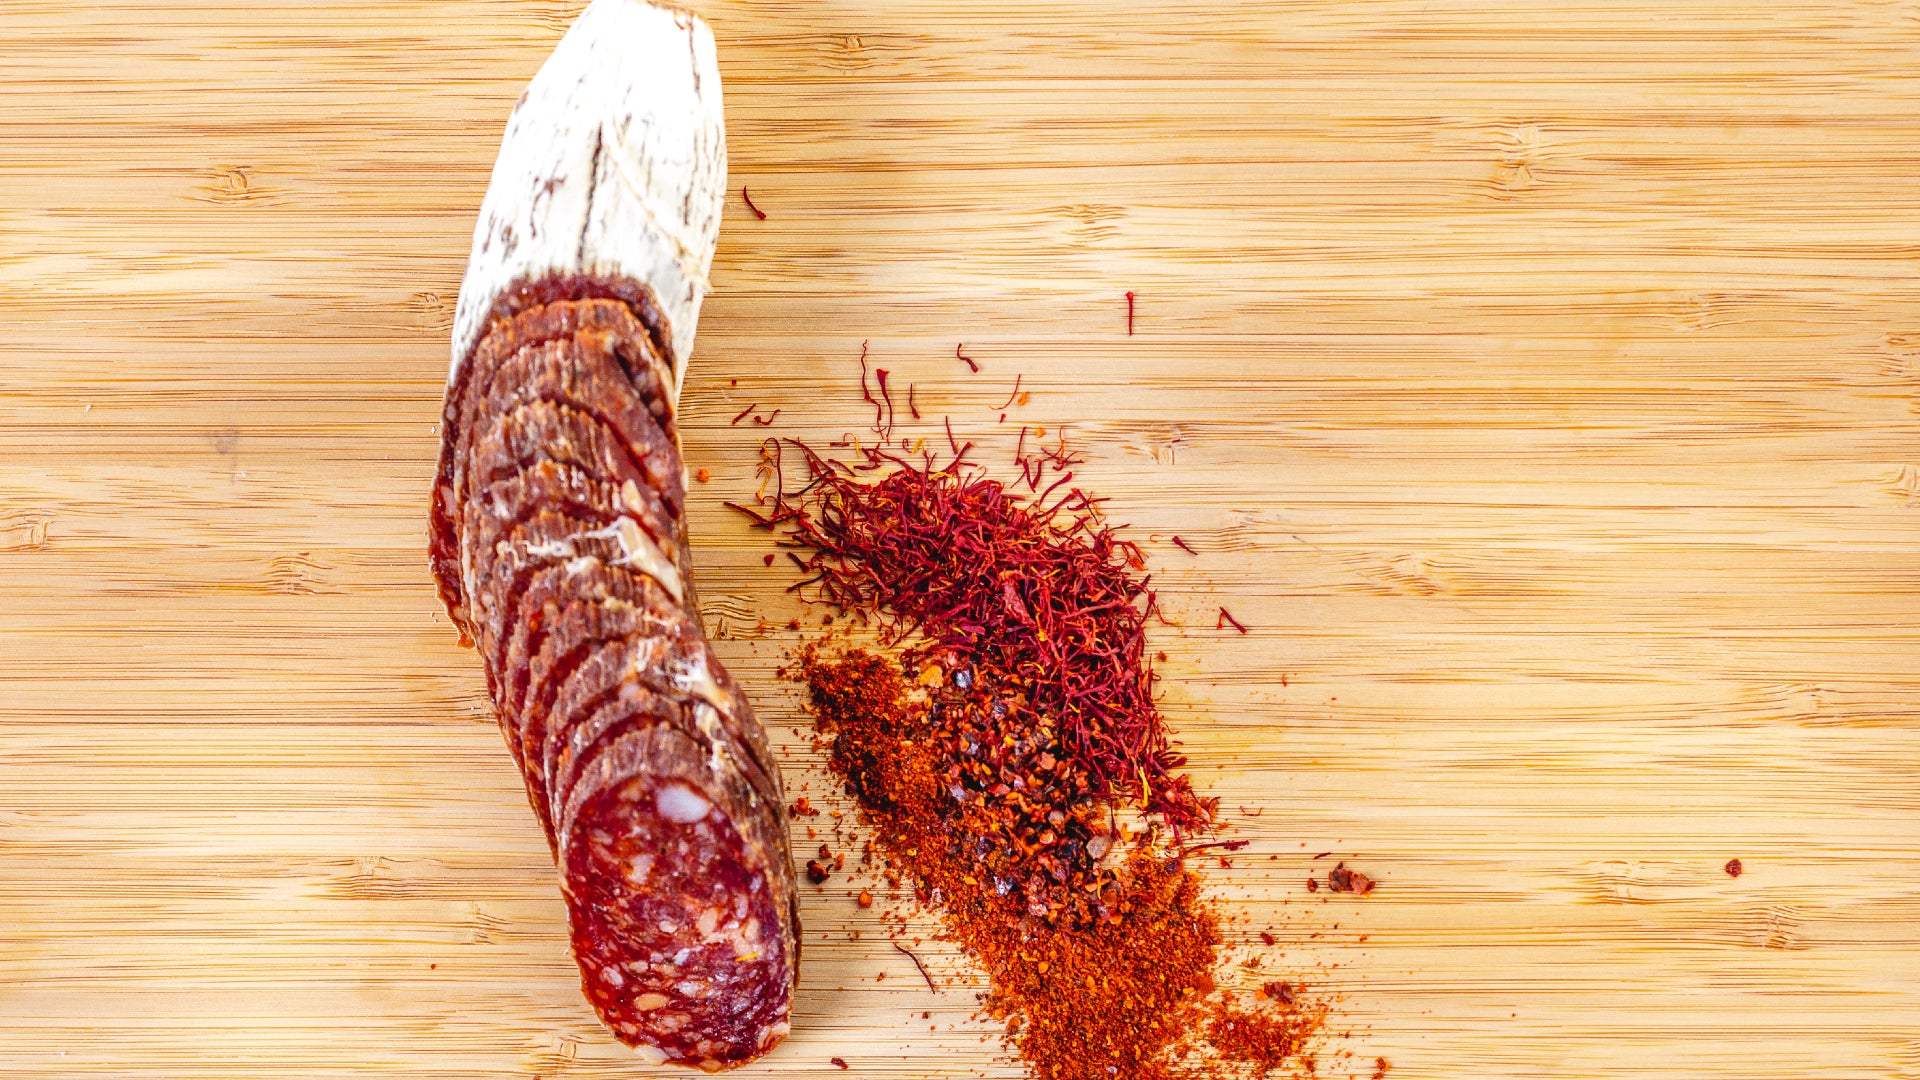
[1725,858,1743,878]
[829,1056,848,1070]
[806,859,830,885]
[1261,980,1295,1006]
[1259,931,1276,946]
[695,468,710,483]
[1305,877,1319,893]
[857,889,873,908]
[763,553,777,566]
[790,795,819,817]
[1327,862,1375,895]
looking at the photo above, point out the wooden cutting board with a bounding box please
[4,1,1918,1076]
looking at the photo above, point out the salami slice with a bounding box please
[431,287,796,1070]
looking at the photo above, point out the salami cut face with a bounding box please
[431,280,798,1069]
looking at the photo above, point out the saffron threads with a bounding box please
[740,185,767,220]
[908,382,921,420]
[1126,290,1135,335]
[1171,535,1198,556]
[956,343,978,372]
[858,341,881,432]
[875,368,896,438]
[994,373,1025,412]
[753,409,781,426]
[1217,607,1248,634]
[894,942,937,992]
[755,450,1211,830]
[731,403,757,425]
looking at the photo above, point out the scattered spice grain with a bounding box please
[1327,863,1375,895]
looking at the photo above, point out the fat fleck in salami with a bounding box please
[428,2,797,1069]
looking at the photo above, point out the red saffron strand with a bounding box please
[875,368,895,438]
[908,382,921,420]
[944,415,960,456]
[740,185,767,220]
[1170,535,1198,556]
[994,374,1024,412]
[1216,607,1248,634]
[894,943,938,993]
[955,343,978,373]
[1125,290,1135,335]
[730,403,757,425]
[857,341,883,432]
[753,409,782,426]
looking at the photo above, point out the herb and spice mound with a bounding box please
[737,376,1335,1079]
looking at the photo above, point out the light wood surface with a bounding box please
[4,1,1919,1076]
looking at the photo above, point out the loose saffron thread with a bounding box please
[875,368,895,438]
[894,943,938,993]
[753,409,782,426]
[908,383,921,420]
[1170,535,1198,556]
[955,343,978,372]
[1217,607,1248,634]
[944,415,960,456]
[730,403,757,425]
[1126,290,1135,335]
[740,185,767,220]
[994,373,1024,411]
[858,342,884,433]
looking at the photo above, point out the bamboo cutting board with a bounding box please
[3,1,1919,1076]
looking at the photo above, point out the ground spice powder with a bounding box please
[801,647,1322,1079]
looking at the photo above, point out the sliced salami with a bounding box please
[431,284,796,1068]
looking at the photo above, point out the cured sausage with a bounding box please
[428,1,798,1068]
[434,291,799,1070]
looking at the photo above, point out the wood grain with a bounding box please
[4,1,1919,1076]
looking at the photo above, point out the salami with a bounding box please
[428,2,795,1067]
[433,291,799,1069]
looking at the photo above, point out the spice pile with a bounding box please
[737,362,1345,1078]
